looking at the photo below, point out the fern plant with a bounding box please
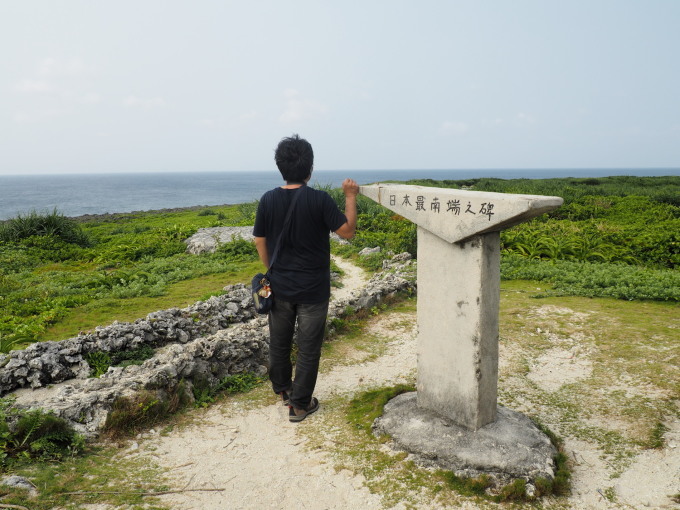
[0,399,85,464]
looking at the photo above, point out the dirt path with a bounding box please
[137,257,398,510]
[131,259,679,510]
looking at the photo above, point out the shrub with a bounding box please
[501,254,679,301]
[216,237,258,261]
[192,372,263,407]
[236,201,259,224]
[0,398,85,464]
[103,390,181,437]
[86,351,112,377]
[86,345,156,377]
[218,372,262,394]
[0,209,92,247]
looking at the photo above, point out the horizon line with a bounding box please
[1,166,679,178]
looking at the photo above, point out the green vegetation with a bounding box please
[347,384,415,434]
[498,280,678,478]
[103,388,190,438]
[1,176,676,353]
[403,175,679,269]
[0,443,171,509]
[0,397,85,466]
[343,382,570,503]
[192,372,264,407]
[101,372,264,438]
[0,205,260,350]
[0,209,92,247]
[501,254,679,301]
[85,344,156,377]
[0,370,264,507]
[333,176,679,300]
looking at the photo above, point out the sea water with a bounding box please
[0,168,677,220]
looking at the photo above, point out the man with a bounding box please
[253,134,358,422]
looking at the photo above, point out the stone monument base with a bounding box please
[373,392,557,485]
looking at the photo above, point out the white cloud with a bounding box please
[13,112,32,123]
[198,118,218,127]
[123,95,166,109]
[15,79,52,93]
[279,89,328,124]
[38,57,87,76]
[480,118,504,127]
[516,112,537,124]
[13,108,67,123]
[440,120,469,136]
[80,92,102,104]
[15,58,93,99]
[239,110,259,121]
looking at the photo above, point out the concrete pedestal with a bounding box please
[374,392,557,484]
[416,229,500,430]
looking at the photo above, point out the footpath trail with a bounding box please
[131,257,679,510]
[134,256,419,510]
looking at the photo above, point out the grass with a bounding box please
[41,261,261,341]
[0,444,171,509]
[497,280,679,477]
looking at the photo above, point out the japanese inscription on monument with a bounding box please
[361,183,562,245]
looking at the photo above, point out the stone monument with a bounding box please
[359,183,564,484]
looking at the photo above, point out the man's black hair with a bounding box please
[274,134,314,183]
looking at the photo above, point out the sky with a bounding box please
[1,1,679,175]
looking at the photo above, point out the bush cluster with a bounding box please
[0,209,92,247]
[501,254,679,301]
[0,397,85,465]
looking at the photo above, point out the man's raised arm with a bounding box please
[335,178,359,239]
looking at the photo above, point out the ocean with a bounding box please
[0,168,677,221]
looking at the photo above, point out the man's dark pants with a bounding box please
[268,298,329,410]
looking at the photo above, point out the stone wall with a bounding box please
[4,254,416,437]
[0,285,256,396]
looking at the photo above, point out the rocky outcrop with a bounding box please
[184,226,349,255]
[184,227,254,255]
[3,253,416,437]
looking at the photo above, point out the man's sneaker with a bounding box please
[289,397,319,423]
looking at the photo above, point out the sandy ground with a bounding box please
[130,259,679,510]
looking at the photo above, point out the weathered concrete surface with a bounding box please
[373,392,557,484]
[360,184,563,431]
[416,230,500,429]
[360,183,563,244]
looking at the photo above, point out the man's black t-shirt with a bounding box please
[252,185,347,304]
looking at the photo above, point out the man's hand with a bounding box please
[336,178,359,239]
[342,178,359,197]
